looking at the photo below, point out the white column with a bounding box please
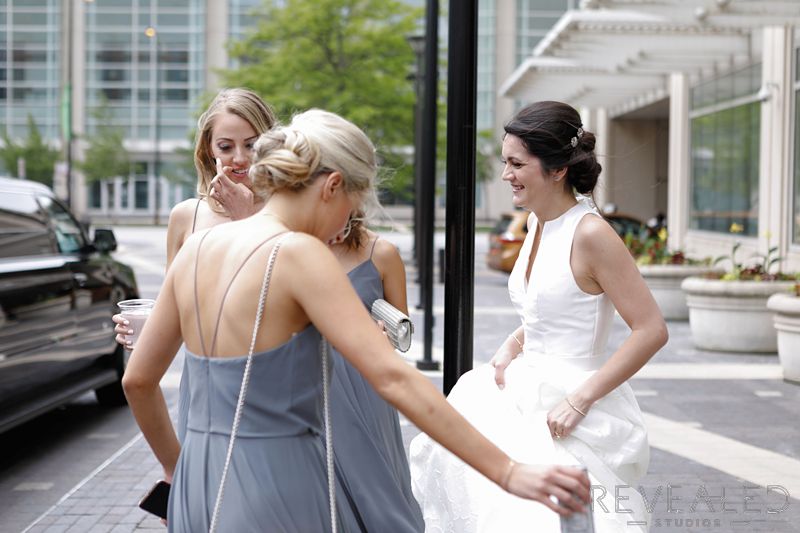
[128,178,135,213]
[485,0,518,220]
[758,26,793,268]
[113,177,123,212]
[100,179,109,213]
[206,0,229,91]
[590,107,611,209]
[580,107,613,209]
[668,72,691,252]
[72,0,88,217]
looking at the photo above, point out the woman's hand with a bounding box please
[112,313,132,349]
[547,396,588,440]
[208,158,256,220]
[507,464,590,515]
[489,338,519,389]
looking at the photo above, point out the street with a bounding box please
[3,226,800,532]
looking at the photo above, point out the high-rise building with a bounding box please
[0,0,254,223]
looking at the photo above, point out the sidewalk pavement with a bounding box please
[18,235,800,533]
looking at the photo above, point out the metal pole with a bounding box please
[443,0,478,394]
[416,0,439,371]
[65,0,73,207]
[407,35,425,307]
[146,27,161,226]
[154,43,160,226]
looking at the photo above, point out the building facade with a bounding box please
[500,0,800,271]
[0,0,263,224]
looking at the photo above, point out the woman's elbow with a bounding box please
[371,363,412,406]
[652,319,669,349]
[122,371,154,400]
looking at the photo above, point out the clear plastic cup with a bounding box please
[117,299,156,350]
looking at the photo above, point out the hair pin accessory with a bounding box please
[570,127,585,148]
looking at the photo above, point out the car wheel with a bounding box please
[95,343,128,407]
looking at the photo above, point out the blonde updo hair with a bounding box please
[194,88,277,200]
[250,109,378,208]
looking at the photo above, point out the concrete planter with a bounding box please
[638,264,721,321]
[681,277,795,353]
[767,292,800,382]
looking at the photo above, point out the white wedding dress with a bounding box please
[409,200,650,533]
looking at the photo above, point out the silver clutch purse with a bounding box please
[370,299,414,353]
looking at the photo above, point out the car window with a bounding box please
[0,191,55,258]
[36,196,85,254]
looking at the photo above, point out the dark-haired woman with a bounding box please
[409,101,668,533]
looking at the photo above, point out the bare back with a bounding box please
[170,219,312,358]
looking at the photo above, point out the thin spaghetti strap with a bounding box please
[190,198,202,233]
[207,231,290,357]
[368,235,379,259]
[193,229,215,356]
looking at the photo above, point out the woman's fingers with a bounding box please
[510,464,588,515]
[493,362,506,389]
[554,467,591,504]
[115,333,132,348]
[112,314,132,347]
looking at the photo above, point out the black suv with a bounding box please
[0,177,139,433]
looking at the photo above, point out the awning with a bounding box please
[502,2,797,115]
[587,0,800,28]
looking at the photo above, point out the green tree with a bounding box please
[225,0,421,196]
[0,115,60,186]
[79,99,130,183]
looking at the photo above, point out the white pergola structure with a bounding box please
[501,0,800,261]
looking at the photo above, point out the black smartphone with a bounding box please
[138,480,171,520]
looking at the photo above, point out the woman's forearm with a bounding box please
[571,322,668,411]
[507,325,524,354]
[376,362,510,488]
[124,383,181,477]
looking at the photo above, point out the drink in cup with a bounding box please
[117,299,156,349]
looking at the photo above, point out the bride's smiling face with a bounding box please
[501,134,554,211]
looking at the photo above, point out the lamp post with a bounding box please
[405,33,425,302]
[416,0,439,371]
[145,26,161,226]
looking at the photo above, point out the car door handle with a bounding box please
[73,273,88,287]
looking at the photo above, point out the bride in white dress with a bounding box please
[410,101,669,533]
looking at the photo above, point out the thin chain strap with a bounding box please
[320,339,337,533]
[209,234,288,533]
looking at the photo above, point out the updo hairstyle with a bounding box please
[503,101,601,195]
[194,88,277,199]
[249,109,378,208]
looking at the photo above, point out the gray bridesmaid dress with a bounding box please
[167,232,364,532]
[329,239,425,532]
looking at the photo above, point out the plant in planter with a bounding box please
[682,225,797,353]
[767,282,800,383]
[625,229,716,321]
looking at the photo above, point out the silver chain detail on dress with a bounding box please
[209,234,286,533]
[320,339,337,533]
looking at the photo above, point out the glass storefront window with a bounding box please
[690,102,760,236]
[135,179,149,209]
[689,65,761,237]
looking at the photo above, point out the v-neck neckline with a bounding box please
[522,202,581,291]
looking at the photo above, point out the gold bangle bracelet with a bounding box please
[509,333,523,350]
[566,397,588,417]
[501,458,517,491]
